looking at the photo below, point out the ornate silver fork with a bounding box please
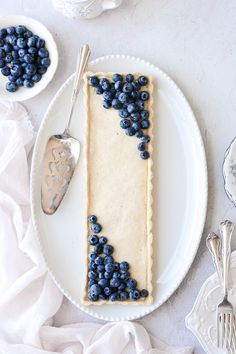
[217,220,234,349]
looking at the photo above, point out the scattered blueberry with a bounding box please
[112,98,122,110]
[88,234,99,245]
[88,76,99,87]
[140,91,149,101]
[88,292,98,302]
[110,278,120,288]
[104,271,112,279]
[132,81,141,91]
[140,150,150,160]
[138,76,148,86]
[88,279,96,288]
[23,79,34,88]
[38,48,49,58]
[91,223,102,234]
[129,289,140,300]
[104,287,112,296]
[141,110,149,120]
[123,82,133,93]
[140,289,149,298]
[36,38,45,48]
[120,291,129,300]
[113,271,120,279]
[140,119,150,129]
[103,90,113,101]
[99,236,107,245]
[119,108,129,118]
[97,264,105,272]
[125,127,135,136]
[112,73,122,82]
[103,244,113,255]
[137,100,145,111]
[120,119,131,129]
[15,25,26,35]
[15,77,24,86]
[135,130,144,138]
[109,293,118,301]
[95,86,103,95]
[3,43,12,53]
[105,263,115,273]
[17,38,26,48]
[103,100,111,109]
[90,284,102,296]
[127,103,137,114]
[95,256,103,265]
[32,73,41,83]
[104,255,114,264]
[88,252,97,261]
[140,135,150,143]
[114,81,123,91]
[6,82,17,92]
[137,142,146,151]
[88,270,97,279]
[0,59,5,68]
[0,29,7,39]
[100,78,110,90]
[41,57,50,67]
[88,215,97,224]
[1,66,10,76]
[118,92,129,104]
[126,278,137,289]
[93,244,103,254]
[120,272,130,281]
[120,261,129,272]
[132,122,141,131]
[98,278,108,288]
[126,73,134,82]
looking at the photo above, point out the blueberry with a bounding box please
[132,122,140,131]
[97,264,105,272]
[112,73,122,82]
[11,65,22,77]
[137,100,145,111]
[18,48,27,57]
[38,47,49,58]
[126,73,134,82]
[112,98,122,110]
[120,119,131,129]
[88,279,96,288]
[118,92,129,104]
[88,270,97,279]
[0,48,5,59]
[0,38,4,46]
[123,82,133,93]
[6,27,15,35]
[114,262,120,271]
[36,38,45,48]
[120,272,130,281]
[88,261,97,271]
[95,86,103,95]
[98,278,108,288]
[6,82,17,92]
[88,234,99,245]
[15,25,26,35]
[17,38,26,49]
[140,120,150,129]
[0,59,4,68]
[103,100,111,109]
[104,287,112,296]
[125,127,135,136]
[88,76,99,87]
[118,283,126,291]
[140,91,149,101]
[8,35,17,46]
[120,291,129,300]
[119,108,129,118]
[127,103,137,114]
[10,60,21,67]
[126,278,137,289]
[103,244,113,256]
[1,66,10,76]
[137,142,146,151]
[141,110,149,120]
[32,73,41,83]
[129,289,140,300]
[113,271,120,279]
[36,66,46,75]
[24,54,34,63]
[120,261,129,272]
[104,271,112,279]
[88,215,97,224]
[140,135,150,143]
[90,284,102,296]
[138,76,148,86]
[132,81,141,91]
[27,36,37,47]
[95,256,103,265]
[11,50,19,59]
[105,263,115,273]
[104,255,114,264]
[28,47,37,56]
[93,244,103,254]
[99,294,107,300]
[109,293,118,301]
[100,78,110,90]
[91,223,102,234]
[41,57,50,67]
[103,90,113,101]
[0,29,7,39]
[88,252,97,261]
[135,130,144,138]
[130,112,140,122]
[23,74,32,80]
[23,79,34,88]
[110,278,120,288]
[130,91,139,100]
[4,54,12,63]
[99,236,107,245]
[15,77,24,86]
[114,80,123,91]
[140,289,149,298]
[3,43,12,53]
[88,292,98,302]
[8,75,17,82]
[140,150,150,160]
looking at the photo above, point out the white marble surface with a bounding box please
[1,0,236,353]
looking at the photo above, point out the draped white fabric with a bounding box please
[0,100,193,354]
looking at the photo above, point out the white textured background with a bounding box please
[1,1,236,353]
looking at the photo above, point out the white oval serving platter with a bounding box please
[30,55,208,321]
[0,15,58,101]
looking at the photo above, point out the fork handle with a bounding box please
[206,232,223,286]
[220,220,234,297]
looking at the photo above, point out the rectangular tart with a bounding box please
[82,72,154,305]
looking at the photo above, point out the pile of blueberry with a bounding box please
[0,25,51,92]
[88,74,151,160]
[87,214,149,302]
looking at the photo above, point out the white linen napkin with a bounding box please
[0,100,193,354]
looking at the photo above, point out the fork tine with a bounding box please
[225,314,229,349]
[219,313,224,348]
[229,314,233,347]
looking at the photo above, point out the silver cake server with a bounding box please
[41,44,91,215]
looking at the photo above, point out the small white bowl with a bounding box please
[0,15,58,101]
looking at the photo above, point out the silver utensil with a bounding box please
[41,44,91,215]
[206,232,223,286]
[217,220,234,349]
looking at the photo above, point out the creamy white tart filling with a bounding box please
[82,72,154,305]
